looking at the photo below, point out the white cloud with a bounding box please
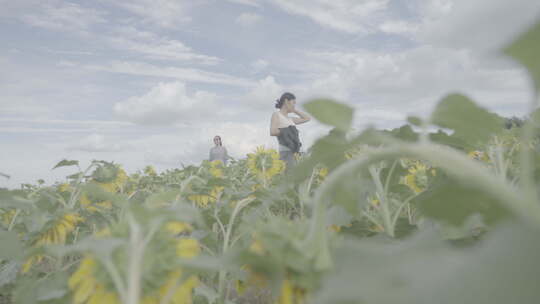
[269,0,390,34]
[108,0,192,28]
[114,81,219,125]
[67,134,128,152]
[379,20,419,35]
[86,61,255,87]
[20,2,105,33]
[106,27,221,65]
[251,59,269,70]
[226,0,261,7]
[288,45,531,127]
[243,76,284,111]
[236,12,263,26]
[418,0,540,50]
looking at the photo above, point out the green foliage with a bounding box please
[52,160,79,170]
[304,99,354,131]
[504,20,540,92]
[314,221,540,304]
[0,231,24,260]
[431,93,504,149]
[414,174,508,226]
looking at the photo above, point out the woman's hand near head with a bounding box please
[292,108,311,125]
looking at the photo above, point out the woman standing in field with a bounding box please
[209,135,231,165]
[270,92,311,169]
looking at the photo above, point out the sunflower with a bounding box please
[93,168,128,193]
[144,165,158,177]
[208,160,224,178]
[1,209,17,228]
[165,221,193,236]
[80,193,113,213]
[275,279,306,304]
[188,186,224,207]
[247,147,285,180]
[58,183,73,193]
[328,225,341,232]
[400,161,430,194]
[315,166,329,184]
[468,150,490,162]
[68,238,201,304]
[22,213,84,272]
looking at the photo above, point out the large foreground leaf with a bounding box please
[314,221,540,304]
[431,94,504,149]
[304,99,354,132]
[504,20,540,92]
[413,174,509,226]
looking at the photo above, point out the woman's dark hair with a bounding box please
[275,92,296,109]
[213,135,222,146]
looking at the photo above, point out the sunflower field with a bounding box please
[1,19,540,304]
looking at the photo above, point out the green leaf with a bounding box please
[0,261,20,288]
[304,99,354,131]
[291,128,350,182]
[314,221,540,304]
[194,284,219,304]
[13,272,68,304]
[504,20,540,92]
[0,189,34,211]
[431,94,504,148]
[385,125,419,142]
[0,231,24,261]
[413,174,509,226]
[144,189,182,208]
[407,116,423,127]
[66,173,83,180]
[326,206,353,227]
[52,159,79,170]
[331,170,372,215]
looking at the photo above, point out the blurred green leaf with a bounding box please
[407,116,423,127]
[330,170,372,215]
[413,174,509,226]
[52,160,79,170]
[0,172,9,179]
[327,206,353,227]
[314,221,540,304]
[504,20,540,92]
[13,272,68,304]
[431,94,504,148]
[66,173,83,180]
[385,125,419,142]
[291,128,350,182]
[0,260,20,288]
[0,189,34,211]
[144,189,182,207]
[304,99,354,131]
[0,231,24,261]
[49,237,124,259]
[194,283,219,304]
[13,276,37,304]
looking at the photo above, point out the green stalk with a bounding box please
[369,166,394,237]
[312,142,540,232]
[7,209,21,231]
[126,214,144,304]
[217,196,255,304]
[520,92,540,208]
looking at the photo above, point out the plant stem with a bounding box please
[127,214,144,304]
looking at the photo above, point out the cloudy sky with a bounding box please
[1,0,539,188]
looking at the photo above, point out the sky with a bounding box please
[1,0,539,188]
